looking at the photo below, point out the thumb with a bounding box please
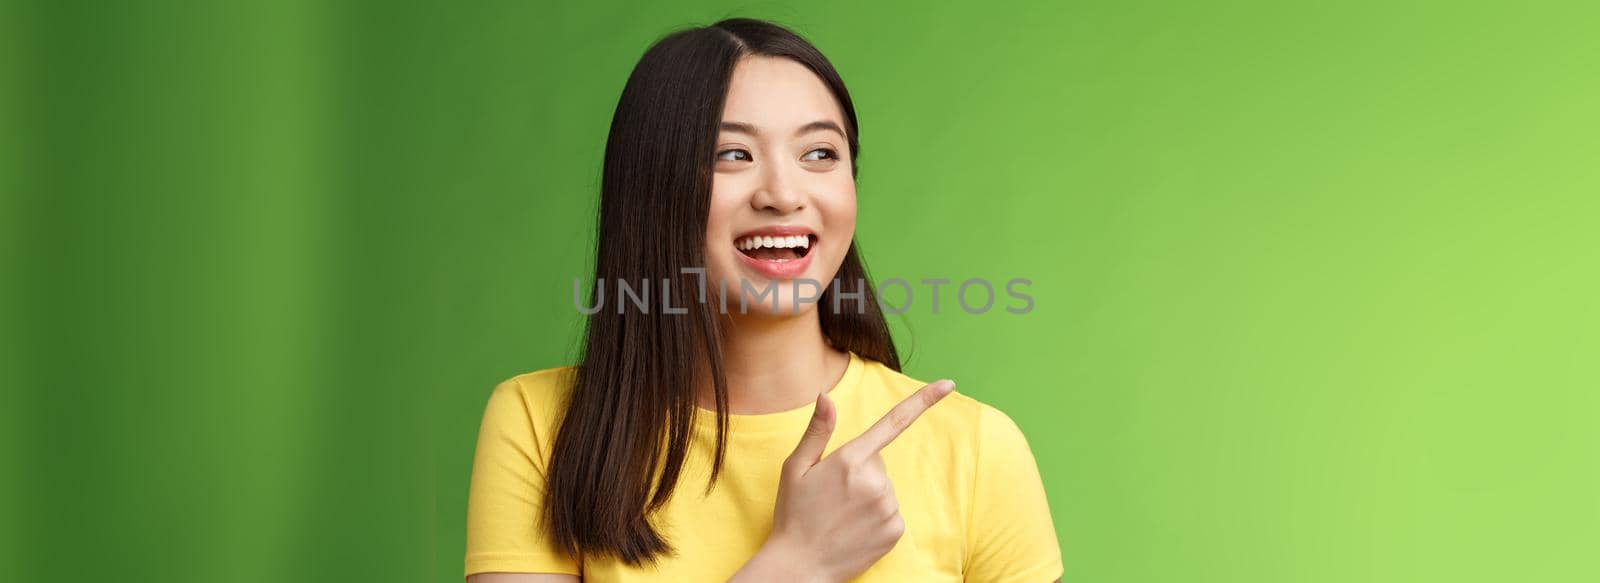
[785,392,836,477]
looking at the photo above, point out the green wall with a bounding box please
[5,1,1597,581]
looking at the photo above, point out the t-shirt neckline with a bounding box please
[691,351,864,434]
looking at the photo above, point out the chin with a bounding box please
[737,293,823,318]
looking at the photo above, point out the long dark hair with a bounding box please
[544,18,901,565]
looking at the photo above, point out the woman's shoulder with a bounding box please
[479,364,580,435]
[856,358,1046,501]
[855,357,1026,446]
[497,364,580,395]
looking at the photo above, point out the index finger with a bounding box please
[841,379,955,456]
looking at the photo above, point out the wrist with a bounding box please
[732,535,830,583]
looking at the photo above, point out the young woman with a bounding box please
[465,18,1062,582]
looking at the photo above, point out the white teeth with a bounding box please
[736,234,813,250]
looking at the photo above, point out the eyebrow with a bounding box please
[719,120,847,139]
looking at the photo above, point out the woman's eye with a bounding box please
[801,148,838,162]
[716,149,751,162]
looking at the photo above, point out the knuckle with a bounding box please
[861,476,886,496]
[885,514,906,538]
[836,447,867,467]
[879,496,899,517]
[847,470,884,495]
[888,409,912,432]
[808,415,831,432]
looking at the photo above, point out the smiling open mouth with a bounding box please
[736,234,816,262]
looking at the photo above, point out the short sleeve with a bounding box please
[963,404,1064,582]
[464,375,582,577]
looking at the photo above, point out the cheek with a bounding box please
[703,186,741,270]
[817,177,858,243]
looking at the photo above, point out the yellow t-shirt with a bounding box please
[465,352,1063,581]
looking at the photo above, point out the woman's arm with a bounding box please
[727,538,825,583]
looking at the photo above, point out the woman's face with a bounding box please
[704,56,857,318]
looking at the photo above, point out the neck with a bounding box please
[700,310,849,415]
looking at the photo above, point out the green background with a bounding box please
[5,1,1598,581]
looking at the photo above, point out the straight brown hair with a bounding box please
[543,18,901,565]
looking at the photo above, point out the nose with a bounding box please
[749,162,805,214]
